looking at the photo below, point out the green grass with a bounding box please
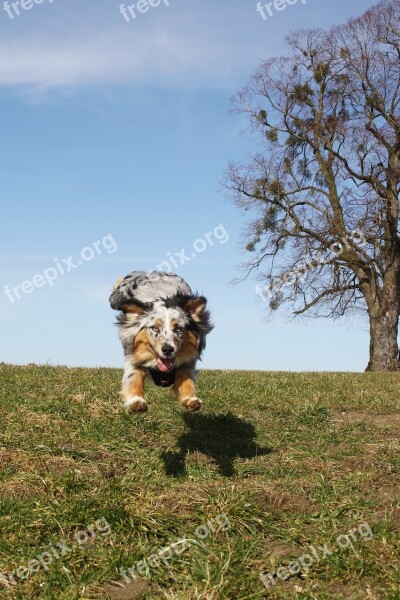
[0,364,399,599]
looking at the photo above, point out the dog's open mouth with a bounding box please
[157,357,174,372]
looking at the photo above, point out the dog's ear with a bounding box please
[121,300,151,316]
[183,296,207,323]
[112,276,123,291]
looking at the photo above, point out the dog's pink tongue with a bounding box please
[157,357,173,372]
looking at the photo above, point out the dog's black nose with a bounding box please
[161,344,174,357]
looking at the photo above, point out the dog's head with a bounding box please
[118,295,213,371]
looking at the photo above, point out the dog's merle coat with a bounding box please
[110,271,213,414]
[109,271,192,309]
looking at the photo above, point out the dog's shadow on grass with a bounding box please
[160,411,272,477]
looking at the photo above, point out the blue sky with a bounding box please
[0,0,378,371]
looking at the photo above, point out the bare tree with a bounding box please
[225,0,400,371]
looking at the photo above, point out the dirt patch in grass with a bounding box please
[268,542,301,558]
[44,456,77,474]
[258,486,319,515]
[364,478,400,499]
[320,582,375,598]
[0,452,121,481]
[46,451,133,479]
[96,462,129,479]
[41,456,99,479]
[0,448,23,467]
[300,457,332,471]
[86,451,132,476]
[0,480,41,498]
[0,449,107,481]
[145,483,216,513]
[375,483,400,502]
[363,475,400,502]
[332,411,400,430]
[99,580,160,599]
[371,505,400,527]
[341,454,381,471]
[362,475,400,528]
[19,408,65,426]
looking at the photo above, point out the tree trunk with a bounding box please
[366,305,400,371]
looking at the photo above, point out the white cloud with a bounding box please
[0,32,243,89]
[0,2,275,91]
[0,0,378,92]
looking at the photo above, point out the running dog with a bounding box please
[109,271,213,414]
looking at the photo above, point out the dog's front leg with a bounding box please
[174,367,202,412]
[120,366,147,414]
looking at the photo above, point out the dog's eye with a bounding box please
[150,326,160,335]
[174,326,184,335]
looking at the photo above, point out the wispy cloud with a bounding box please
[0,2,275,91]
[0,0,377,93]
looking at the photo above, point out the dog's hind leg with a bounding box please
[174,367,202,412]
[120,365,148,414]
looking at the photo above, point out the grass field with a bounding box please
[0,364,399,599]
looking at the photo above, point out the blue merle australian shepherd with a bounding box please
[109,271,213,414]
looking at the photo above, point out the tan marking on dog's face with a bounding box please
[132,329,157,365]
[175,330,199,366]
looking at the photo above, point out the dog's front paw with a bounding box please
[124,396,148,414]
[180,396,203,412]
